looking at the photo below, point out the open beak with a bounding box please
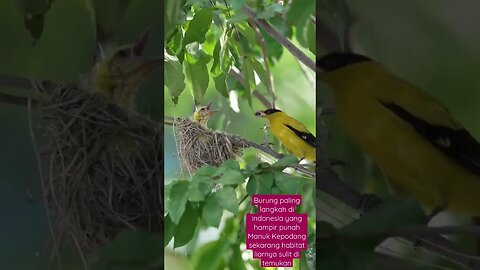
[255,110,267,117]
[205,101,219,115]
[130,29,163,74]
[132,28,150,56]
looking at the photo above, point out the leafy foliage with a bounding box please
[164,0,315,106]
[165,157,315,268]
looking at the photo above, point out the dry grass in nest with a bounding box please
[33,82,163,255]
[174,118,248,174]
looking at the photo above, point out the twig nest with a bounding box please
[174,118,247,174]
[34,82,163,253]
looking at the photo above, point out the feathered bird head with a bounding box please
[192,101,219,126]
[92,30,162,110]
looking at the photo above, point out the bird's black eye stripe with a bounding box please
[264,108,282,115]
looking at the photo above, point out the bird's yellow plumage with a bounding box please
[318,53,480,215]
[192,101,218,126]
[256,109,316,162]
[91,31,162,110]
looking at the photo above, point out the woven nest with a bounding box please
[174,118,248,174]
[34,82,163,253]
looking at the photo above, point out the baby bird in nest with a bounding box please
[192,101,219,126]
[91,30,162,111]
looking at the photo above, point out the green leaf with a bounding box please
[191,239,229,270]
[256,3,285,19]
[197,164,218,176]
[227,13,248,23]
[246,174,272,195]
[241,57,254,106]
[92,0,133,40]
[230,0,246,10]
[257,171,275,188]
[211,40,222,76]
[165,0,186,39]
[185,52,209,103]
[307,22,316,55]
[214,186,239,214]
[100,229,162,268]
[183,8,213,46]
[213,74,228,97]
[187,176,208,202]
[168,180,189,224]
[218,169,245,185]
[260,21,283,61]
[236,21,257,46]
[223,159,240,170]
[167,27,183,53]
[164,53,186,105]
[164,214,175,247]
[214,160,245,185]
[274,172,305,194]
[0,0,95,81]
[202,195,223,227]
[220,33,233,72]
[229,245,247,270]
[250,57,270,90]
[174,202,199,247]
[272,155,299,169]
[286,0,314,47]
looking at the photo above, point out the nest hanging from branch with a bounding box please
[173,118,250,174]
[33,82,163,253]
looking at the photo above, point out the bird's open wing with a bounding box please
[380,100,480,176]
[284,124,316,148]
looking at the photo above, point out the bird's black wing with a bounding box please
[380,100,480,176]
[284,124,316,148]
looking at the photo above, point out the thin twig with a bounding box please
[297,59,315,90]
[249,20,276,107]
[243,6,315,71]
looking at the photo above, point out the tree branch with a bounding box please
[165,115,314,178]
[249,19,276,107]
[242,6,316,71]
[316,168,480,269]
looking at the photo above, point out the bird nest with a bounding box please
[33,82,163,255]
[173,118,248,174]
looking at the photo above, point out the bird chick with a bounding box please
[192,101,219,127]
[92,30,162,110]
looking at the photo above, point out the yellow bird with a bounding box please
[318,52,480,216]
[192,101,219,127]
[255,109,316,162]
[92,31,162,110]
